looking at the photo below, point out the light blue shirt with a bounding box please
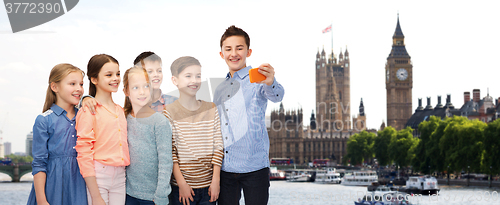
[213,66,284,173]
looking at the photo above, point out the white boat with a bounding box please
[269,167,286,180]
[314,167,342,184]
[287,170,313,182]
[405,175,440,195]
[342,170,378,186]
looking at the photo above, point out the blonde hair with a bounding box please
[43,64,85,112]
[123,66,150,117]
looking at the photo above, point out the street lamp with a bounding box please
[490,166,493,188]
[467,165,470,187]
[447,165,450,185]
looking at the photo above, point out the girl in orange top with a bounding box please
[75,54,130,205]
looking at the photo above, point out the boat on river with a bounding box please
[342,170,378,186]
[314,167,341,184]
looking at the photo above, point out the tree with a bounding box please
[3,154,33,163]
[345,131,376,165]
[482,119,500,175]
[426,116,447,173]
[374,126,396,166]
[440,116,485,173]
[411,116,439,174]
[389,127,417,170]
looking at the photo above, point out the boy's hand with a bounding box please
[82,97,100,115]
[257,63,275,86]
[208,180,220,202]
[178,183,195,205]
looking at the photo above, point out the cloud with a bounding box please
[13,96,38,107]
[0,62,33,73]
[0,77,9,85]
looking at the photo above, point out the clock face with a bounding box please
[386,70,390,81]
[397,68,408,81]
[316,64,320,69]
[322,63,325,67]
[345,63,349,67]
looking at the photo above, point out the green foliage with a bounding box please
[440,116,485,173]
[388,127,417,168]
[2,154,33,163]
[345,131,376,165]
[426,116,447,173]
[374,126,396,166]
[482,119,500,174]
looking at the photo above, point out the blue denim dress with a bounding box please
[27,104,87,205]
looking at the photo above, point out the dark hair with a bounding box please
[220,25,250,48]
[133,51,162,68]
[43,64,84,112]
[123,66,150,117]
[87,54,119,97]
[170,56,201,77]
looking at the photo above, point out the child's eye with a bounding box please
[116,73,120,76]
[147,70,153,74]
[70,83,75,85]
[144,85,149,88]
[80,83,84,86]
[186,75,191,78]
[132,86,138,90]
[106,74,112,77]
[225,49,231,52]
[158,69,162,73]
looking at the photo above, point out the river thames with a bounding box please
[1,173,499,205]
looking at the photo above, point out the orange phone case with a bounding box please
[249,68,266,83]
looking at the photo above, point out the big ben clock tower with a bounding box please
[386,15,412,130]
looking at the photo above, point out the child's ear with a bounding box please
[171,76,178,86]
[90,77,98,85]
[247,48,252,57]
[50,82,58,93]
[123,88,129,96]
[219,51,224,59]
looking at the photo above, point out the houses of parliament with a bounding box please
[268,16,412,164]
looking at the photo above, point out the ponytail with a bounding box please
[42,85,57,113]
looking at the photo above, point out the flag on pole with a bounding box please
[322,24,332,33]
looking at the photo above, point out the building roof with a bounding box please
[393,16,405,38]
[388,46,410,58]
[406,94,499,130]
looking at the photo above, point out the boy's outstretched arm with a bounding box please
[257,63,284,102]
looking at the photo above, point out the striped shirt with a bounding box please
[213,65,284,173]
[163,100,224,188]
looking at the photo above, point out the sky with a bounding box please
[0,0,499,153]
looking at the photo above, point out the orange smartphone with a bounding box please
[249,67,266,83]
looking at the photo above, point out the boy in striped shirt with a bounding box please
[163,56,224,205]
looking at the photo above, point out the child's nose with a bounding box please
[230,49,238,56]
